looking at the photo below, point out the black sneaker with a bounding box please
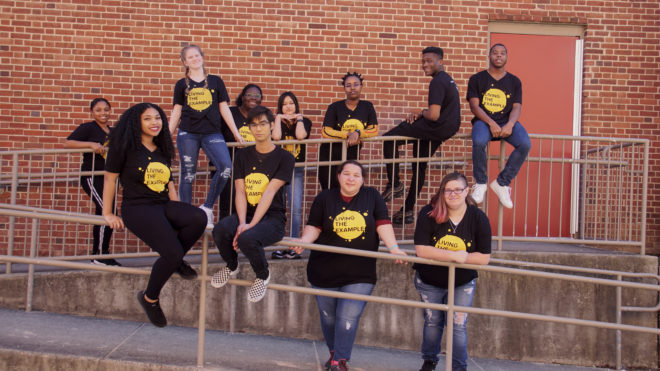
[381,182,405,201]
[136,290,167,327]
[271,250,286,259]
[419,360,437,371]
[392,208,414,225]
[176,260,198,280]
[284,249,301,259]
[92,258,121,266]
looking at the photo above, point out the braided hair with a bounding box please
[180,44,208,95]
[341,71,363,85]
[108,103,174,159]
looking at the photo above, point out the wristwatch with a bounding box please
[354,129,361,137]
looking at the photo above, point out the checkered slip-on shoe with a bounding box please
[247,273,271,302]
[210,265,239,288]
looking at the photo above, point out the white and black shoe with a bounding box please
[247,273,270,302]
[211,265,239,288]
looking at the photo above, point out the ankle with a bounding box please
[143,294,158,304]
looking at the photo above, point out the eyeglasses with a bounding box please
[443,187,467,195]
[248,120,270,129]
[245,93,262,99]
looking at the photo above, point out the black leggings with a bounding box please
[122,201,206,299]
[80,175,113,255]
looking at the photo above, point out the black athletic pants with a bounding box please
[80,175,113,255]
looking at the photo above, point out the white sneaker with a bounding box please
[490,180,513,209]
[247,273,270,303]
[211,265,239,288]
[199,205,214,228]
[471,183,488,204]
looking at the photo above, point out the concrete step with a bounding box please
[0,308,613,371]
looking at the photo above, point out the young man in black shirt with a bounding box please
[382,46,461,224]
[467,43,532,209]
[211,105,295,303]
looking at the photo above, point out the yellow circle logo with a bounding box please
[187,87,213,112]
[482,88,507,114]
[341,118,365,132]
[435,234,466,252]
[283,135,301,159]
[244,172,269,206]
[239,126,256,142]
[143,162,170,192]
[333,210,366,241]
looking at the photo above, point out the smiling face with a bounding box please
[140,107,162,142]
[183,46,204,70]
[489,45,508,68]
[242,86,262,111]
[343,76,362,100]
[281,96,296,115]
[337,163,364,197]
[91,100,111,126]
[443,179,468,210]
[422,52,443,76]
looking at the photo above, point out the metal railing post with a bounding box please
[616,274,622,371]
[497,142,506,250]
[445,264,456,371]
[7,153,19,274]
[26,218,38,312]
[640,140,649,254]
[197,233,209,367]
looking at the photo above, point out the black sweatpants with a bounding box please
[122,201,207,299]
[80,175,113,255]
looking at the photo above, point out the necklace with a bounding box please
[448,219,459,234]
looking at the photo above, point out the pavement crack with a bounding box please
[102,323,145,359]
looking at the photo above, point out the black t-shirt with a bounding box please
[466,70,522,126]
[279,117,312,162]
[233,146,295,219]
[413,204,492,288]
[67,121,111,172]
[105,145,172,206]
[415,71,461,140]
[322,100,377,138]
[173,74,230,134]
[222,106,254,143]
[306,187,389,287]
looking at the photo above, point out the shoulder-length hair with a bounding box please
[428,172,475,224]
[108,103,174,159]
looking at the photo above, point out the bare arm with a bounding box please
[500,103,521,138]
[376,223,407,263]
[415,244,468,264]
[294,115,307,140]
[220,101,245,144]
[102,172,124,230]
[468,97,502,137]
[167,181,179,201]
[421,103,441,122]
[247,178,287,227]
[291,225,322,254]
[465,252,490,265]
[169,104,183,135]
[271,114,283,140]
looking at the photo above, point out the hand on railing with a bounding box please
[103,213,124,230]
[388,245,408,265]
[450,250,468,264]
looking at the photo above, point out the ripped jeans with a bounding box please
[312,283,375,361]
[414,272,476,370]
[176,130,232,209]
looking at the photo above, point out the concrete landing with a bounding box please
[0,308,613,371]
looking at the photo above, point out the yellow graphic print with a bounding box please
[434,234,467,252]
[238,125,256,142]
[482,87,509,114]
[245,171,269,206]
[283,135,301,159]
[333,209,367,242]
[341,118,365,132]
[143,161,170,193]
[187,87,213,112]
[101,138,109,160]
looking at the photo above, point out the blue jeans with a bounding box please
[284,166,304,237]
[414,272,476,370]
[177,130,232,208]
[471,120,531,186]
[312,283,375,361]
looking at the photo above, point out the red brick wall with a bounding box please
[1,0,658,250]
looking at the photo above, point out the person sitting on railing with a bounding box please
[211,105,295,303]
[168,44,244,228]
[381,47,461,225]
[318,72,378,190]
[103,103,207,328]
[218,84,263,220]
[292,160,407,371]
[270,91,313,259]
[468,43,531,209]
[413,172,491,371]
[65,97,119,266]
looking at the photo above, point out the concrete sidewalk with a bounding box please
[0,308,612,371]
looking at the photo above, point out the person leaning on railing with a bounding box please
[412,172,491,371]
[103,103,207,328]
[64,97,119,266]
[317,72,378,190]
[292,160,407,371]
